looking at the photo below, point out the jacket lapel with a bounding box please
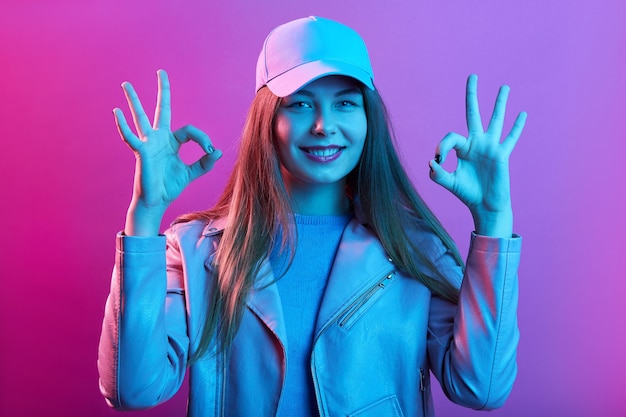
[203,219,288,347]
[202,217,394,347]
[314,219,394,339]
[246,258,288,346]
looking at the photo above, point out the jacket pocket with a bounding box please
[338,272,395,331]
[347,394,405,417]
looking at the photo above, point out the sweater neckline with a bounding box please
[291,213,354,226]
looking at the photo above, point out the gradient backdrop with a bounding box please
[1,1,625,416]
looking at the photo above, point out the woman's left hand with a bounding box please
[429,74,527,237]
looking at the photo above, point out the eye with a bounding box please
[283,100,312,110]
[336,99,360,110]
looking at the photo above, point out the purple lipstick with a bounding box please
[300,145,344,163]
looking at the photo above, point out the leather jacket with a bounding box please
[98,217,521,416]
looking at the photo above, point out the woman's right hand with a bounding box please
[114,69,222,236]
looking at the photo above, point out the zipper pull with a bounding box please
[419,368,426,392]
[378,272,394,289]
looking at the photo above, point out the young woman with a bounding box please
[98,16,526,417]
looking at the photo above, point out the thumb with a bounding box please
[188,148,223,181]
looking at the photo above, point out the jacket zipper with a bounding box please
[338,271,395,328]
[420,367,427,417]
[311,351,325,417]
[311,270,395,415]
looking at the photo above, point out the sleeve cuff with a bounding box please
[469,232,522,254]
[116,231,166,254]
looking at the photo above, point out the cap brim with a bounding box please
[265,60,374,97]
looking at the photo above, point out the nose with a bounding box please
[311,106,337,137]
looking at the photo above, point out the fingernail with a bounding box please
[206,145,215,154]
[429,162,434,174]
[434,154,442,164]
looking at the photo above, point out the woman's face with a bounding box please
[274,75,367,191]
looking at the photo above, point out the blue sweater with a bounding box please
[270,214,353,416]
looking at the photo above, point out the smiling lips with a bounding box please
[300,145,345,163]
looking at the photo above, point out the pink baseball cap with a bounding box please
[255,16,375,97]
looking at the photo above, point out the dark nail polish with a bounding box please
[434,154,442,164]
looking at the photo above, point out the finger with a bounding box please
[435,132,466,164]
[487,85,510,136]
[502,111,528,154]
[122,81,152,136]
[466,74,483,134]
[188,149,223,182]
[173,125,215,153]
[113,108,142,150]
[154,69,171,129]
[429,158,455,192]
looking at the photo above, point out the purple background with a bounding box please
[1,1,625,416]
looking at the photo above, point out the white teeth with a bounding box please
[306,148,340,157]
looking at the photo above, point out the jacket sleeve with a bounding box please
[97,232,189,410]
[426,232,521,410]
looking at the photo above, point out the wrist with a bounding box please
[124,200,166,236]
[471,208,513,238]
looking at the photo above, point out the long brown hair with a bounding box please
[179,84,463,361]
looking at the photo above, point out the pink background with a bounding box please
[1,1,625,416]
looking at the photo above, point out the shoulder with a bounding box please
[161,218,226,271]
[405,217,464,287]
[165,217,226,249]
[404,217,449,255]
[350,214,450,260]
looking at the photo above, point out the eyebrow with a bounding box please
[294,87,362,98]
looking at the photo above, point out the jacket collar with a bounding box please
[201,195,368,237]
[313,219,394,338]
[201,216,289,343]
[201,215,394,345]
[201,217,228,236]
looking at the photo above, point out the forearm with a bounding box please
[433,233,521,410]
[98,233,188,410]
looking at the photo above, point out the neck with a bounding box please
[284,180,351,215]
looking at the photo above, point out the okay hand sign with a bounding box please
[429,74,527,237]
[114,70,222,235]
